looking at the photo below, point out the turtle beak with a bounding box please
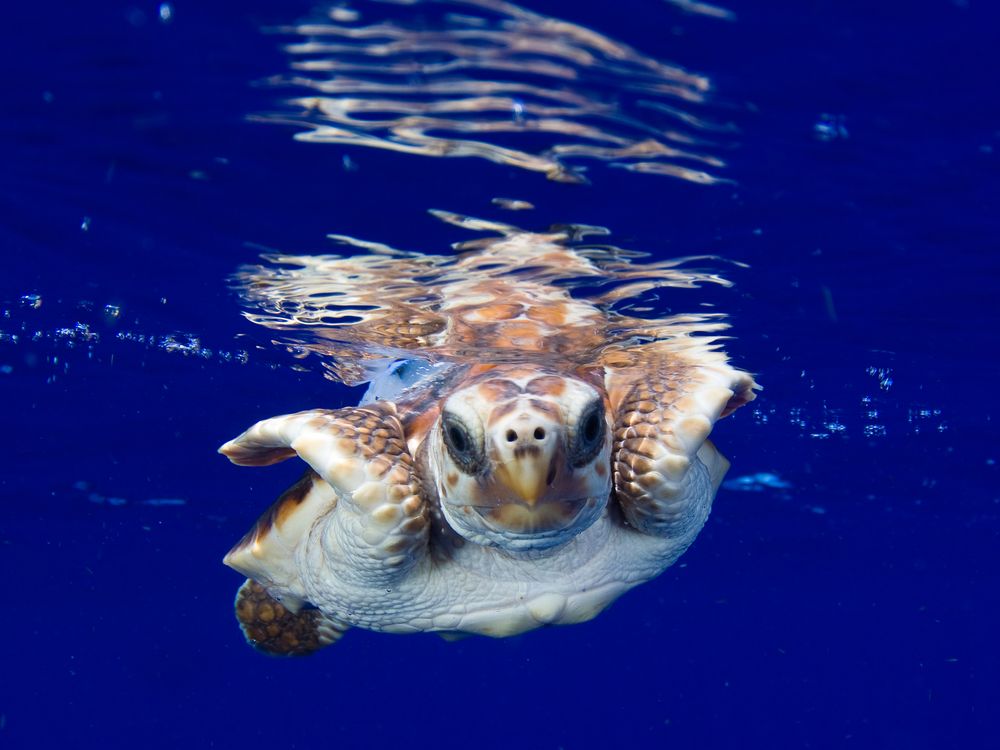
[492,420,560,506]
[494,455,551,505]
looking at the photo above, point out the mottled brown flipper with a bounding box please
[220,401,429,588]
[603,343,756,536]
[234,579,348,656]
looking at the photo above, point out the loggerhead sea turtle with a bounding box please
[220,216,756,655]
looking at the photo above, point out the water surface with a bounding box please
[1,0,997,748]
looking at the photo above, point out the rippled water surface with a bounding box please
[2,0,997,747]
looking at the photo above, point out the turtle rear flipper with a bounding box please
[235,579,348,656]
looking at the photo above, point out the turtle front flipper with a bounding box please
[603,343,756,543]
[220,401,429,588]
[235,579,348,656]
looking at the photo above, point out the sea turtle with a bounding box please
[220,216,756,655]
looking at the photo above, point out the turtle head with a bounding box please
[428,368,611,552]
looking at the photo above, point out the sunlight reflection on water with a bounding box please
[233,209,742,385]
[255,0,737,185]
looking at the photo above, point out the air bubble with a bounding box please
[814,113,849,141]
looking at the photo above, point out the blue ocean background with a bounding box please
[2,1,997,747]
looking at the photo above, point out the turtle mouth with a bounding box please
[471,496,598,536]
[440,493,606,551]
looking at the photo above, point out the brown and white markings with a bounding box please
[220,215,756,654]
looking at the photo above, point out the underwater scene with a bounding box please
[2,0,997,747]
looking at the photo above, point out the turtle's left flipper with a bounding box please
[235,579,348,656]
[603,343,756,540]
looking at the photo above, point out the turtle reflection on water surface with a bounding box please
[220,215,756,655]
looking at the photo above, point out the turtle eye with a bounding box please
[441,413,485,475]
[570,402,605,467]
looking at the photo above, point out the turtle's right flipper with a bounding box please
[220,403,429,586]
[234,579,348,657]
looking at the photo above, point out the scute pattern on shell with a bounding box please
[232,213,737,384]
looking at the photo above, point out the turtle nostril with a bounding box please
[533,427,546,440]
[506,429,517,443]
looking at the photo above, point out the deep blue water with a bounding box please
[2,1,998,748]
